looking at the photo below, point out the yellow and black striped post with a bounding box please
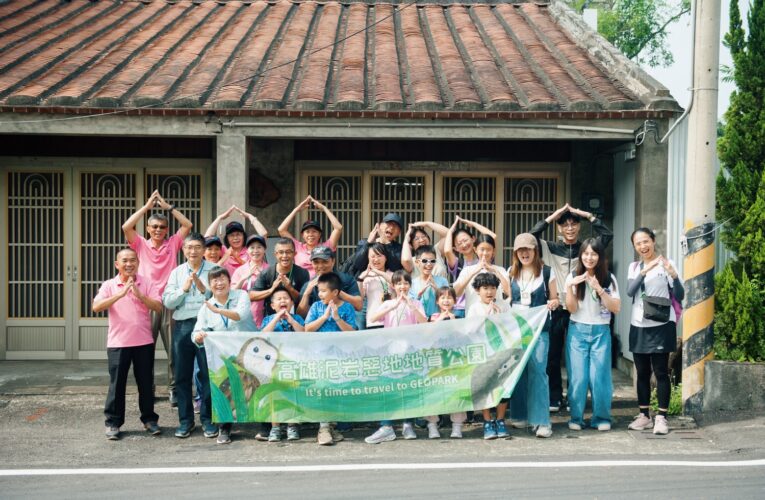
[682,0,720,414]
[682,224,715,413]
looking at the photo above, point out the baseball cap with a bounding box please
[225,221,245,235]
[310,246,335,261]
[513,233,537,250]
[301,220,322,233]
[204,236,223,248]
[245,234,267,248]
[381,212,403,228]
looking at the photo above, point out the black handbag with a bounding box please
[642,295,671,322]
[639,262,671,322]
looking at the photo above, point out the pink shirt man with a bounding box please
[129,234,183,294]
[94,276,160,348]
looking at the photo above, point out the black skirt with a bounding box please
[629,322,678,354]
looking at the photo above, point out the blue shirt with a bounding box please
[261,313,305,332]
[411,275,449,317]
[305,301,357,332]
[163,261,213,320]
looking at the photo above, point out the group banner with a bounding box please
[203,306,549,423]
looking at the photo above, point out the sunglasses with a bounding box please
[419,259,437,265]
[149,224,168,230]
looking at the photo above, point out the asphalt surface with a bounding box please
[1,361,764,499]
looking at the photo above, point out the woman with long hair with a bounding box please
[625,227,684,435]
[507,233,559,438]
[357,243,395,329]
[564,238,620,432]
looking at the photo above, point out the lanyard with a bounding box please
[215,298,231,329]
[187,261,205,295]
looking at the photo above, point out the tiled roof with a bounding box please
[0,0,673,114]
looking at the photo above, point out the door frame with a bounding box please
[0,157,212,360]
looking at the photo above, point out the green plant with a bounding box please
[715,0,765,362]
[650,383,683,415]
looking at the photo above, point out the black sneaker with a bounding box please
[144,421,161,436]
[549,400,561,413]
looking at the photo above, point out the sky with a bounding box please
[646,0,748,119]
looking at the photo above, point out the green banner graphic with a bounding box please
[204,306,549,423]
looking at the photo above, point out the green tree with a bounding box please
[715,0,765,362]
[570,0,691,68]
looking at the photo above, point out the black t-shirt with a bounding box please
[253,263,311,315]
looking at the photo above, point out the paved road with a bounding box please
[1,361,764,499]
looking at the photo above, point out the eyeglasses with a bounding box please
[419,259,437,265]
[275,250,294,256]
[184,245,204,251]
[149,224,168,230]
[561,223,579,229]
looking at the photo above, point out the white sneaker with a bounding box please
[628,414,653,431]
[653,415,669,435]
[509,419,527,429]
[365,425,396,444]
[568,422,582,431]
[402,422,417,440]
[597,422,611,432]
[535,425,553,438]
[450,423,463,439]
[427,422,440,439]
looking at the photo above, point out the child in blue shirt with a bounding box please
[261,289,305,333]
[260,289,304,442]
[411,245,449,317]
[304,272,357,445]
[305,273,357,333]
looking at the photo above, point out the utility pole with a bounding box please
[682,0,720,414]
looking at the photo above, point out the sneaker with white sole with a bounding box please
[330,428,344,442]
[568,421,582,431]
[216,428,231,444]
[402,422,417,440]
[535,425,553,438]
[365,425,396,444]
[427,422,440,439]
[495,419,509,438]
[203,423,219,438]
[483,421,498,440]
[105,425,121,440]
[268,426,282,442]
[450,423,463,439]
[597,422,611,432]
[287,425,300,441]
[628,414,654,431]
[317,426,334,446]
[509,419,527,429]
[653,415,669,435]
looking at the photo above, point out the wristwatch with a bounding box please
[167,204,176,212]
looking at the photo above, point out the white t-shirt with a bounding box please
[507,266,556,310]
[565,272,619,325]
[467,299,510,318]
[628,259,681,327]
[454,264,508,313]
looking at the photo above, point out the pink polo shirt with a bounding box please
[129,233,183,294]
[95,275,160,348]
[221,245,249,276]
[292,238,336,277]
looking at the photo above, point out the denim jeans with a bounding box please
[565,321,612,427]
[510,331,551,427]
[104,343,158,427]
[173,318,212,427]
